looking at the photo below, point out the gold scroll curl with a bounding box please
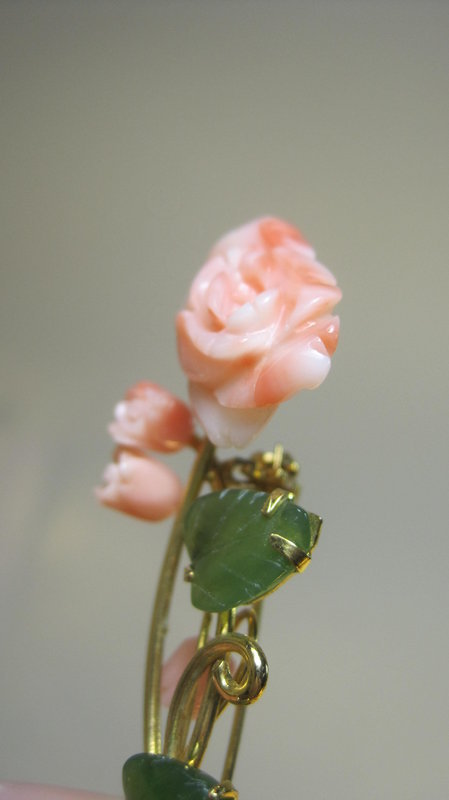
[164,631,268,768]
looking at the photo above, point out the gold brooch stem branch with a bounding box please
[183,610,237,767]
[220,600,263,782]
[143,438,215,754]
[220,706,246,784]
[164,633,268,768]
[170,612,213,759]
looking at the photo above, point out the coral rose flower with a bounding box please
[108,381,194,453]
[95,448,183,521]
[176,217,342,447]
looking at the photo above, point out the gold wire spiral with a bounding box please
[164,631,268,768]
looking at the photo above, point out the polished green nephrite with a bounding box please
[183,488,319,612]
[123,753,219,800]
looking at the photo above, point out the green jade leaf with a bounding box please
[123,753,219,800]
[184,488,320,612]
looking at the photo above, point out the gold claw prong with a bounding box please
[272,443,284,471]
[184,565,195,582]
[270,533,311,573]
[208,780,239,799]
[261,487,294,517]
[308,513,323,550]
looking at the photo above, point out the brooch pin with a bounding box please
[96,217,341,798]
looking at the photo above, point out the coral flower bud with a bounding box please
[108,381,194,453]
[95,449,183,521]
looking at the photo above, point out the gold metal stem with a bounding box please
[164,632,268,764]
[221,706,246,783]
[220,599,263,782]
[143,438,215,753]
[170,612,213,761]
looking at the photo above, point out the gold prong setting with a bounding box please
[270,532,311,573]
[208,780,239,799]
[261,487,295,517]
[308,512,323,550]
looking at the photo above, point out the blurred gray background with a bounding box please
[1,1,448,798]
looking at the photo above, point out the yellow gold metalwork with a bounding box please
[209,444,300,496]
[184,565,195,582]
[213,605,260,721]
[143,439,215,754]
[261,487,295,517]
[208,780,239,799]
[164,633,268,768]
[308,512,323,550]
[269,532,312,573]
[142,440,308,790]
[170,612,214,756]
[246,444,299,493]
[185,674,221,767]
[183,612,234,767]
[216,603,262,782]
[220,705,246,784]
[211,636,267,704]
[216,609,236,636]
[234,605,259,640]
[185,620,266,768]
[198,612,213,647]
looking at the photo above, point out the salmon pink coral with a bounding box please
[108,381,194,453]
[95,448,183,521]
[176,217,341,447]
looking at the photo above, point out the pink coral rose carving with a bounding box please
[176,217,342,447]
[95,448,183,521]
[108,381,194,453]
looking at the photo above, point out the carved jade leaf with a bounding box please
[183,488,320,612]
[123,753,220,800]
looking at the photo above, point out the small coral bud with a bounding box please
[108,381,194,453]
[95,449,183,522]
